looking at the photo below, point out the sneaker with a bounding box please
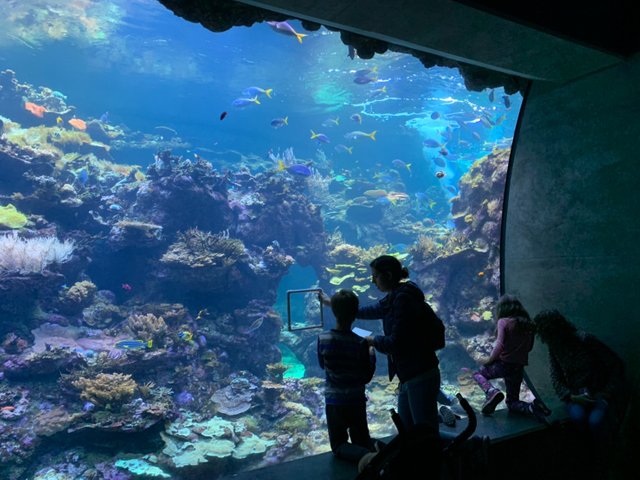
[439,405,457,427]
[481,389,505,415]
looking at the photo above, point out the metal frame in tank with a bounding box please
[286,288,324,331]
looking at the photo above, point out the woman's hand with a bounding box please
[318,292,331,306]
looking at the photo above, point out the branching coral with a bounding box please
[71,373,138,406]
[126,313,168,345]
[161,228,246,268]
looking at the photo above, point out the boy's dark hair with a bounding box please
[331,289,359,327]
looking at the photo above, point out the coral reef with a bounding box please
[57,280,97,315]
[0,204,28,229]
[126,313,168,346]
[71,373,138,407]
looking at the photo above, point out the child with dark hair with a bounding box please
[533,309,626,433]
[472,294,547,419]
[318,289,377,463]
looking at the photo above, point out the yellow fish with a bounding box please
[56,116,63,125]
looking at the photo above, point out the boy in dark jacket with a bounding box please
[318,289,377,463]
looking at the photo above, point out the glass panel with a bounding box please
[0,1,524,478]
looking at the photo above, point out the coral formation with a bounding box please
[57,280,97,314]
[161,228,245,269]
[0,203,28,228]
[71,373,138,407]
[126,313,168,346]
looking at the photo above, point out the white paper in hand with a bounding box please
[352,326,372,338]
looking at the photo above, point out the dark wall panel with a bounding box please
[504,53,640,467]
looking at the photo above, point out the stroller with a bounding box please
[356,393,480,480]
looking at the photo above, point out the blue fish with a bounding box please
[99,111,109,124]
[115,339,153,350]
[270,117,288,128]
[310,130,330,143]
[433,157,446,168]
[242,86,273,98]
[334,144,353,154]
[392,159,411,174]
[423,139,441,148]
[232,96,260,107]
[75,168,89,186]
[354,76,376,85]
[287,164,312,177]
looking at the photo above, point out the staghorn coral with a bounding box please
[161,228,246,269]
[126,313,168,345]
[71,373,138,406]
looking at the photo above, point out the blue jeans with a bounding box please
[566,398,610,434]
[397,367,440,432]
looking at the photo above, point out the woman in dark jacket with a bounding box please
[357,255,441,432]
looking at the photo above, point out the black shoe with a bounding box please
[439,405,457,427]
[481,390,505,415]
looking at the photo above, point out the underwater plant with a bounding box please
[0,231,74,273]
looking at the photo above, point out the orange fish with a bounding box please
[1,406,15,412]
[68,118,87,130]
[24,101,46,118]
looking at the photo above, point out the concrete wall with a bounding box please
[504,53,640,467]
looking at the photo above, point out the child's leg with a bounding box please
[504,365,528,412]
[475,362,507,415]
[326,404,349,453]
[473,363,502,394]
[348,403,374,450]
[327,404,370,462]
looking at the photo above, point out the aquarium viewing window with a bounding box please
[0,1,525,478]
